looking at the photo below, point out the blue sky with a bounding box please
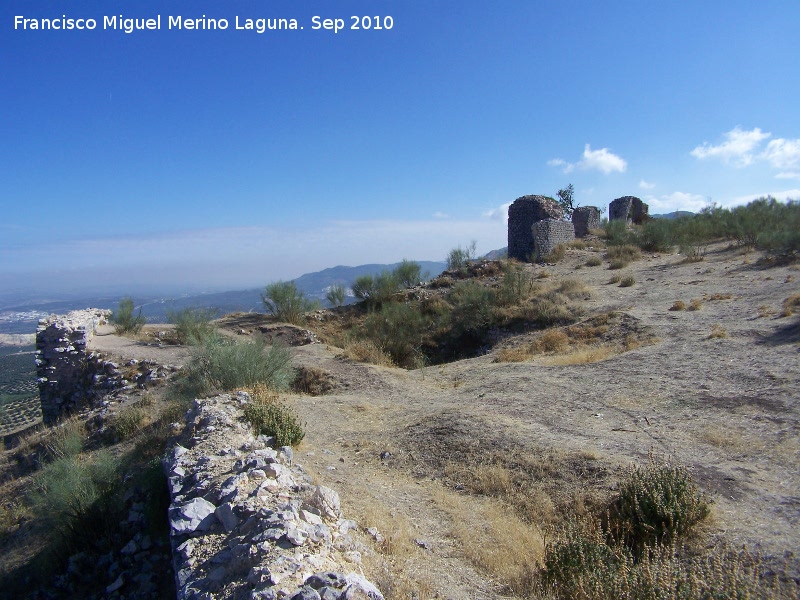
[2,1,799,296]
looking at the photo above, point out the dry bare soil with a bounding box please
[67,243,800,597]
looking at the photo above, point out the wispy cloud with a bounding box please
[548,144,627,174]
[761,137,800,171]
[644,192,709,213]
[639,179,656,190]
[433,211,450,219]
[730,188,800,205]
[482,202,512,222]
[691,126,771,166]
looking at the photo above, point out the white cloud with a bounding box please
[730,188,800,206]
[644,192,709,213]
[775,172,800,180]
[761,138,800,170]
[639,179,656,190]
[433,211,450,219]
[690,126,771,167]
[482,202,512,221]
[580,144,627,174]
[547,158,574,174]
[547,144,626,174]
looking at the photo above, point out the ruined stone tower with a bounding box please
[507,195,564,261]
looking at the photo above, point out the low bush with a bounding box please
[110,404,146,441]
[780,293,800,317]
[669,300,686,311]
[604,220,635,246]
[243,385,304,447]
[636,219,675,252]
[586,256,603,267]
[351,271,400,307]
[612,457,711,550]
[178,334,294,399]
[325,283,347,308]
[606,244,642,264]
[291,366,334,396]
[262,281,319,325]
[449,280,496,341]
[167,307,218,345]
[688,298,703,311]
[496,262,535,307]
[111,297,146,335]
[394,259,424,288]
[361,302,431,368]
[447,241,477,273]
[619,276,636,287]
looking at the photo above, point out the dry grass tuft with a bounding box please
[707,325,728,339]
[705,292,733,301]
[608,275,622,284]
[757,304,777,318]
[688,298,703,311]
[543,244,567,263]
[585,256,603,267]
[340,339,395,367]
[541,346,616,365]
[536,270,552,279]
[779,293,800,317]
[567,239,588,250]
[669,300,686,311]
[619,276,636,287]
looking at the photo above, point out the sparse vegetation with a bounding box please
[110,404,146,440]
[394,259,424,288]
[780,293,800,317]
[262,280,319,324]
[688,298,703,311]
[708,325,728,339]
[543,243,567,263]
[325,283,347,308]
[586,256,602,267]
[351,271,400,308]
[669,300,686,311]
[619,276,636,287]
[111,297,146,335]
[167,306,218,345]
[243,384,305,447]
[177,334,294,399]
[446,240,477,273]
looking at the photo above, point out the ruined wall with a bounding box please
[609,196,649,224]
[507,195,563,261]
[36,309,110,424]
[533,219,575,261]
[165,392,384,600]
[36,309,172,424]
[571,206,601,238]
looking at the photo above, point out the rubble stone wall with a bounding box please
[533,219,575,261]
[571,206,601,238]
[36,309,111,424]
[165,392,384,600]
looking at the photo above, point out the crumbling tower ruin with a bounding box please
[609,196,649,224]
[507,195,565,261]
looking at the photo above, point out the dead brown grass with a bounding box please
[669,300,687,311]
[688,298,703,311]
[780,293,800,317]
[707,325,728,339]
[340,339,395,367]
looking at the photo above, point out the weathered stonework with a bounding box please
[533,219,575,261]
[609,196,649,224]
[165,392,384,600]
[571,206,601,238]
[36,309,110,424]
[507,195,563,261]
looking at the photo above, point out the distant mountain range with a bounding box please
[0,260,448,335]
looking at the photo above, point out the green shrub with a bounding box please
[496,262,535,307]
[42,418,84,461]
[361,301,431,368]
[111,297,146,335]
[449,280,496,340]
[613,457,711,549]
[167,307,218,345]
[243,387,304,447]
[29,450,122,560]
[262,281,319,325]
[604,220,634,246]
[636,219,675,252]
[393,259,424,288]
[447,241,477,273]
[351,271,400,307]
[325,283,347,308]
[178,334,294,398]
[110,404,145,441]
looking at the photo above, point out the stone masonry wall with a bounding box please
[533,219,575,261]
[507,195,563,261]
[36,309,110,424]
[571,206,601,238]
[609,196,649,224]
[164,392,384,600]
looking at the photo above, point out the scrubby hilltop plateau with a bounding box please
[1,199,799,599]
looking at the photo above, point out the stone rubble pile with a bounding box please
[164,392,384,600]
